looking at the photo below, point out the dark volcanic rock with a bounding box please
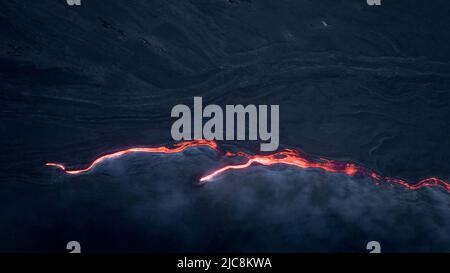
[0,0,449,252]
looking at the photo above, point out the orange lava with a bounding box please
[199,149,365,183]
[46,140,218,174]
[46,140,450,193]
[199,149,450,193]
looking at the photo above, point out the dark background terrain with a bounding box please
[0,0,449,252]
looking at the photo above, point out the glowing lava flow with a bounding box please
[46,140,218,174]
[46,140,450,193]
[199,150,450,193]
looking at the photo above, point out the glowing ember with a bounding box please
[46,140,450,193]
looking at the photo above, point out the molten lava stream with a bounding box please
[46,140,219,175]
[198,150,450,193]
[46,140,450,193]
